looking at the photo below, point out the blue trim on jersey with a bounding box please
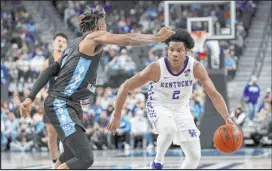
[146,82,156,119]
[53,98,76,137]
[164,56,189,76]
[64,57,92,96]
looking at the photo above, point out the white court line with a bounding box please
[203,163,233,169]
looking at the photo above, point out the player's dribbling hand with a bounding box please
[156,27,175,42]
[19,98,33,118]
[225,117,236,126]
[106,111,121,135]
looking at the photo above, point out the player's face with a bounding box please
[167,41,187,67]
[53,36,67,53]
[97,18,107,31]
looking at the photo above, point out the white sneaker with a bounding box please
[124,143,130,150]
[147,144,154,150]
[52,163,56,169]
[59,141,64,153]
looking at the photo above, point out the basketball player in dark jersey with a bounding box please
[41,33,68,168]
[19,6,175,169]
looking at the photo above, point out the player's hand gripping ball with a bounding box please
[213,124,243,154]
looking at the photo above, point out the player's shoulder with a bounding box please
[192,59,203,69]
[146,60,160,73]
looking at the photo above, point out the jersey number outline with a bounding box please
[172,90,180,100]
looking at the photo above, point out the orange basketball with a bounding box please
[213,124,243,154]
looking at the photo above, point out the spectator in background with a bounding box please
[1,119,8,151]
[224,48,237,80]
[89,100,104,120]
[145,48,159,66]
[230,105,247,127]
[64,2,76,26]
[90,123,109,150]
[243,76,261,122]
[3,112,19,151]
[130,109,154,149]
[30,48,45,79]
[16,55,32,86]
[96,111,109,128]
[118,49,136,77]
[258,88,272,113]
[95,111,111,149]
[3,57,18,82]
[190,93,204,126]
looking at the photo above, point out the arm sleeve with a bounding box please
[27,62,60,101]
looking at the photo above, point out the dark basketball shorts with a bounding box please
[44,95,85,142]
[43,112,50,124]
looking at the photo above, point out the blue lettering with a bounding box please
[178,82,181,87]
[165,83,168,88]
[185,81,189,86]
[173,82,177,88]
[161,82,164,87]
[169,82,172,88]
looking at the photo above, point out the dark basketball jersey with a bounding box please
[47,55,57,92]
[49,33,102,102]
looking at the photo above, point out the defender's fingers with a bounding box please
[95,5,100,11]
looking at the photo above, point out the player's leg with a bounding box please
[43,113,58,168]
[55,140,74,168]
[57,125,94,169]
[180,139,201,169]
[45,124,58,159]
[44,96,93,169]
[151,110,177,168]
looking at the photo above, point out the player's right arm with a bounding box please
[106,62,160,135]
[80,27,175,56]
[96,27,175,46]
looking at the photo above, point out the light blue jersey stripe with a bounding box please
[64,57,92,96]
[53,98,76,137]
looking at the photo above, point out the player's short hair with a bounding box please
[53,33,68,41]
[165,28,195,50]
[78,6,106,33]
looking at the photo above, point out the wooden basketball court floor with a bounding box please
[1,148,271,169]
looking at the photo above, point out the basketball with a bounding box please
[213,124,243,154]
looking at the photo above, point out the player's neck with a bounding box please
[53,50,61,60]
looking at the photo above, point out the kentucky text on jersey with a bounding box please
[160,80,193,88]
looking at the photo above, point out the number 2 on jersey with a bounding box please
[172,90,180,100]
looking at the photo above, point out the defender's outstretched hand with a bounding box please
[156,27,176,42]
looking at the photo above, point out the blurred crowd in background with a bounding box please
[1,0,271,152]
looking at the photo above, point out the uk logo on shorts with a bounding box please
[188,129,197,137]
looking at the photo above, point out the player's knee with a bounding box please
[162,125,177,137]
[46,124,57,138]
[79,146,94,169]
[187,150,201,162]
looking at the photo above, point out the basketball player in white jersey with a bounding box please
[107,29,235,169]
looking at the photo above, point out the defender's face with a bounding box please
[167,41,187,67]
[53,36,67,53]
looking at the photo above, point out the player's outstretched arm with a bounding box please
[106,62,160,135]
[193,61,235,125]
[96,27,175,47]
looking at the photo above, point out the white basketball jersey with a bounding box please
[146,56,195,118]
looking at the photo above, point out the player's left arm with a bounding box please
[193,61,235,125]
[19,61,61,118]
